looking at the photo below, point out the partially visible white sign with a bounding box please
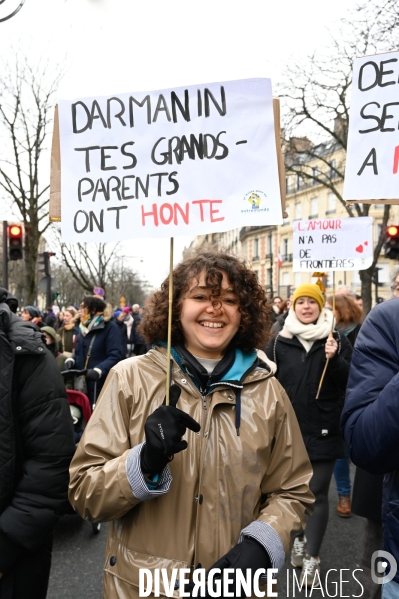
[344,51,399,201]
[58,78,283,242]
[293,217,373,271]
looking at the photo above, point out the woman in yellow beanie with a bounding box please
[266,283,352,588]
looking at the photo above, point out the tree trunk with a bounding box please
[360,267,373,314]
[23,221,41,305]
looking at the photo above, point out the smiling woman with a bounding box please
[139,252,272,353]
[69,251,314,599]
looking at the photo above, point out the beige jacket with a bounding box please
[69,346,314,599]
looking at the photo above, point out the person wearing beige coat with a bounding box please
[69,253,314,599]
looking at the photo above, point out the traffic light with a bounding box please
[8,224,23,260]
[384,225,399,260]
[38,252,56,276]
[38,252,50,276]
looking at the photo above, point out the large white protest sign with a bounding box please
[58,78,283,242]
[293,217,373,271]
[344,51,399,202]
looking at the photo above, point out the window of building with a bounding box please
[310,197,318,218]
[282,272,289,285]
[253,238,259,260]
[294,272,302,288]
[296,174,304,190]
[295,202,302,220]
[267,268,273,287]
[283,238,289,258]
[267,234,273,257]
[312,167,318,185]
[329,159,337,179]
[327,193,336,213]
[378,264,390,285]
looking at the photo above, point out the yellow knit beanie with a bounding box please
[292,284,324,312]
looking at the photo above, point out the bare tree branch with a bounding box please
[279,1,395,312]
[0,54,63,302]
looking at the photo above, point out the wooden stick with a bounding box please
[165,237,174,406]
[315,272,336,400]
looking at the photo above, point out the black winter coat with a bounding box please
[342,299,399,584]
[266,329,352,461]
[74,316,124,403]
[0,297,75,579]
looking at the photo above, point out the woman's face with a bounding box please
[44,332,53,345]
[21,309,32,321]
[179,270,241,359]
[79,303,89,320]
[294,296,320,324]
[63,310,73,325]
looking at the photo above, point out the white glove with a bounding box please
[65,357,75,369]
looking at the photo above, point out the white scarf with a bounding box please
[280,307,335,352]
[125,314,134,338]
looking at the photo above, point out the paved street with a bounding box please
[48,464,367,598]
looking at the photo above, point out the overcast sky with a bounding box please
[0,0,361,287]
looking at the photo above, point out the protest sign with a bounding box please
[293,217,373,271]
[56,78,283,242]
[344,51,399,204]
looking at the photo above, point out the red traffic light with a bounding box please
[387,225,399,237]
[8,223,23,260]
[10,225,22,236]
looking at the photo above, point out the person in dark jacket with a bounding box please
[0,288,75,599]
[115,306,135,358]
[132,304,147,355]
[269,298,291,337]
[66,296,124,407]
[325,294,363,518]
[342,299,399,598]
[266,283,352,588]
[41,326,68,372]
[3,290,18,314]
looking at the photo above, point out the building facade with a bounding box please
[184,145,399,300]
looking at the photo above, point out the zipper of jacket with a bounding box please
[200,379,211,430]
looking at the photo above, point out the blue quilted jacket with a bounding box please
[342,299,399,583]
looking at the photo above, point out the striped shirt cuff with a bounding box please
[126,443,172,501]
[240,521,285,576]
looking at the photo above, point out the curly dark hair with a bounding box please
[139,252,273,352]
[81,296,106,314]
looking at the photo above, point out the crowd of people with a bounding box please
[1,255,399,599]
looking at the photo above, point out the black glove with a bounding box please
[206,537,272,598]
[65,357,75,369]
[140,384,200,475]
[86,368,100,381]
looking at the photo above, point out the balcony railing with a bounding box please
[239,226,272,240]
[281,253,293,263]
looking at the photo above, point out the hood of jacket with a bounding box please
[0,302,47,356]
[41,326,60,354]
